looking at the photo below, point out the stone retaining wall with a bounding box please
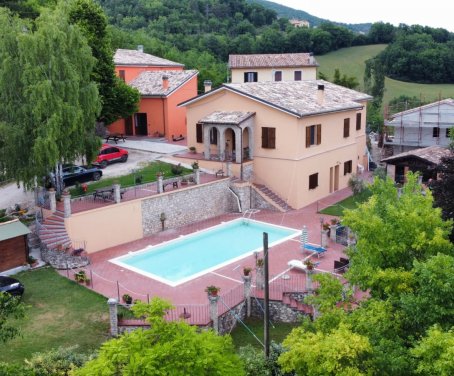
[251,189,279,211]
[218,302,247,335]
[230,182,251,212]
[251,299,304,323]
[141,179,235,236]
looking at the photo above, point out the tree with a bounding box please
[75,298,244,375]
[342,173,453,297]
[0,6,100,187]
[411,325,454,376]
[279,324,373,376]
[333,68,359,89]
[0,293,25,343]
[68,0,139,126]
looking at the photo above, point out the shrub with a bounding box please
[348,173,365,195]
[238,342,287,376]
[25,346,89,375]
[170,163,183,175]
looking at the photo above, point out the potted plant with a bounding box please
[181,177,188,185]
[122,294,133,304]
[256,258,264,268]
[84,278,91,286]
[243,267,252,276]
[304,259,315,271]
[191,161,199,170]
[322,222,330,231]
[27,255,38,268]
[74,270,87,283]
[205,285,220,297]
[189,146,197,154]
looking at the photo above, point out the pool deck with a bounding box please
[62,185,359,321]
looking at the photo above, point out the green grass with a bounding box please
[1,268,110,364]
[230,318,298,350]
[316,45,454,109]
[319,189,372,217]
[70,161,191,196]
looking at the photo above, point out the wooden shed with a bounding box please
[0,220,30,272]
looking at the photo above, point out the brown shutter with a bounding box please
[344,118,350,138]
[262,127,268,148]
[306,126,311,147]
[196,123,203,143]
[316,124,322,145]
[270,128,276,149]
[356,113,361,130]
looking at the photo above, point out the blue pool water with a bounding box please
[111,218,299,286]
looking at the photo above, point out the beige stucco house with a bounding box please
[179,80,372,210]
[228,53,318,83]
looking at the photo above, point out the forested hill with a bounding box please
[248,0,371,33]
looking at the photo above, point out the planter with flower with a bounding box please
[205,285,220,297]
[122,294,133,304]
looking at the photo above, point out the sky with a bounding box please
[273,1,454,32]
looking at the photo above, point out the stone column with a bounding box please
[108,298,118,337]
[321,230,328,248]
[113,184,121,204]
[219,128,226,161]
[48,189,56,213]
[208,295,219,333]
[63,191,71,218]
[226,161,232,177]
[203,126,211,160]
[194,168,200,184]
[242,275,252,317]
[256,267,264,290]
[306,270,313,292]
[329,225,337,241]
[234,128,242,164]
[157,175,163,193]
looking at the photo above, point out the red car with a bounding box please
[94,144,128,168]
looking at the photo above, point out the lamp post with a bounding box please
[319,217,324,246]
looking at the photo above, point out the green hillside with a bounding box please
[316,45,454,110]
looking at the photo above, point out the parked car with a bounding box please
[0,276,24,297]
[62,165,102,187]
[94,144,128,168]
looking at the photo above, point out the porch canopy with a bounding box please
[198,111,255,163]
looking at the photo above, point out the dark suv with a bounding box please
[94,144,129,168]
[0,276,24,297]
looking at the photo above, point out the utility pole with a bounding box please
[263,232,270,359]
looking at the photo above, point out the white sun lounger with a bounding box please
[287,259,307,271]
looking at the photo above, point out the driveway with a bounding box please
[0,149,159,210]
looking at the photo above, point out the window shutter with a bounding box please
[243,72,248,83]
[262,127,268,148]
[253,72,258,82]
[269,128,276,148]
[316,124,322,145]
[356,113,361,130]
[196,123,203,143]
[344,118,350,138]
[306,126,311,147]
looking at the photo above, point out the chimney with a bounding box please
[317,84,325,105]
[137,45,144,53]
[162,75,169,90]
[204,80,212,93]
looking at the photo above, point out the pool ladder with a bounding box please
[243,209,260,221]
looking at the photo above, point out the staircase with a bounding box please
[252,183,294,212]
[37,210,72,250]
[282,292,314,315]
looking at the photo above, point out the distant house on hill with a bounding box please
[290,19,310,28]
[384,98,454,154]
[108,46,198,139]
[228,53,318,83]
[179,80,371,210]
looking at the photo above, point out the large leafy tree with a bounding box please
[342,173,453,297]
[68,0,139,126]
[0,5,100,186]
[75,298,244,375]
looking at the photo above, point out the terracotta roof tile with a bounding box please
[228,53,318,68]
[129,70,198,96]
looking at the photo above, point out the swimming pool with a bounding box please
[110,218,300,286]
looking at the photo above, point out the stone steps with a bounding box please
[252,183,294,212]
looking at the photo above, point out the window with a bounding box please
[274,71,282,81]
[244,72,258,82]
[196,123,203,143]
[343,118,350,138]
[210,128,218,145]
[262,127,276,149]
[344,160,352,175]
[119,70,125,81]
[294,71,302,81]
[309,173,318,190]
[306,124,322,147]
[433,127,440,137]
[356,113,361,130]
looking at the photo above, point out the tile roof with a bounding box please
[219,80,372,117]
[114,49,184,67]
[228,53,318,68]
[199,111,255,125]
[381,145,451,165]
[129,70,198,97]
[388,98,454,118]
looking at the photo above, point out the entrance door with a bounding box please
[334,165,339,191]
[125,116,133,136]
[134,113,148,136]
[329,167,334,193]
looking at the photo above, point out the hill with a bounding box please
[249,0,371,33]
[315,45,454,110]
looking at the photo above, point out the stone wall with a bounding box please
[218,301,247,335]
[251,189,279,211]
[251,299,304,323]
[242,163,254,182]
[141,179,235,236]
[230,182,251,212]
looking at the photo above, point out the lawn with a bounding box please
[230,318,298,350]
[319,189,372,217]
[316,44,454,109]
[70,161,191,196]
[1,268,110,364]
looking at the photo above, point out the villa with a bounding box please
[108,46,198,139]
[228,52,318,83]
